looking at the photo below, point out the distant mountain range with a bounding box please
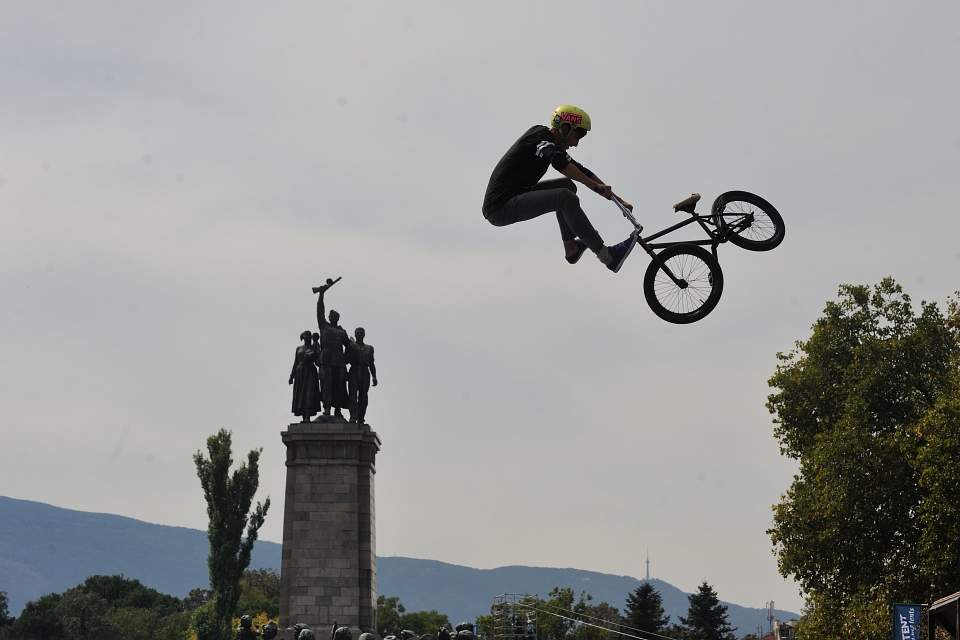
[0,496,797,637]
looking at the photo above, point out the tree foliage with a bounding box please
[0,594,64,640]
[190,607,221,640]
[536,588,578,640]
[540,587,621,640]
[397,610,452,637]
[235,569,280,618]
[56,588,119,640]
[108,607,190,640]
[767,280,960,639]
[475,588,620,640]
[377,596,406,638]
[0,593,13,629]
[194,429,270,640]
[623,583,670,634]
[376,596,451,638]
[239,570,280,601]
[182,590,212,613]
[0,576,196,640]
[677,582,733,640]
[81,575,181,618]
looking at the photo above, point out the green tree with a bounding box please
[677,582,732,640]
[537,588,577,640]
[81,575,181,617]
[0,579,192,640]
[182,589,212,612]
[191,607,220,640]
[236,569,280,618]
[474,612,495,639]
[766,280,960,639]
[377,596,405,638]
[526,588,619,640]
[915,361,960,595]
[235,584,277,619]
[569,599,620,640]
[194,429,271,640]
[1,593,64,640]
[104,606,190,640]
[241,569,280,601]
[376,596,451,637]
[56,588,120,640]
[0,592,13,628]
[476,588,619,640]
[399,610,451,636]
[623,583,669,635]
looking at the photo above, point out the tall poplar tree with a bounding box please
[194,429,270,640]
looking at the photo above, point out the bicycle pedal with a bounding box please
[673,193,701,213]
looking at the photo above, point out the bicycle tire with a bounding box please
[643,244,724,324]
[712,191,784,252]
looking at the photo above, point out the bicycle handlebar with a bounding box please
[612,197,643,234]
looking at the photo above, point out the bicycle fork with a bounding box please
[612,199,688,288]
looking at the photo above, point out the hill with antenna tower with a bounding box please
[0,496,797,636]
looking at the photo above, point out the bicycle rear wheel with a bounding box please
[712,191,784,251]
[643,244,724,324]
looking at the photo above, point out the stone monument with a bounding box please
[279,279,381,636]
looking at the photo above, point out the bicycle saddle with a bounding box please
[673,193,701,213]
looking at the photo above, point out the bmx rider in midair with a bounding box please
[482,105,638,272]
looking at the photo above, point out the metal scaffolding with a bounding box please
[492,594,538,640]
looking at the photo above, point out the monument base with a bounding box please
[278,420,380,637]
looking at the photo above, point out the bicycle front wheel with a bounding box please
[643,244,724,324]
[712,191,784,251]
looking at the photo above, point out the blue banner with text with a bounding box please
[893,603,922,640]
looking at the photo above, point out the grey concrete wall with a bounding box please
[279,421,380,636]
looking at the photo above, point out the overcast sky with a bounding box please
[2,1,959,616]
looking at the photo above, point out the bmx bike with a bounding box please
[612,191,784,324]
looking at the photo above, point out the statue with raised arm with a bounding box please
[314,277,350,419]
[346,327,377,424]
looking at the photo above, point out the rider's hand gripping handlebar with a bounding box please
[612,197,643,234]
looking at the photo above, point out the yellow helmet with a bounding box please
[550,105,591,140]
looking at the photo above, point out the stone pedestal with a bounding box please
[279,420,380,635]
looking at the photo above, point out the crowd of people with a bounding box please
[243,620,481,640]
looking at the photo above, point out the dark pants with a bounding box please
[349,368,371,423]
[322,365,346,412]
[484,178,604,252]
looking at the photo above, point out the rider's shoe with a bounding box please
[603,232,639,273]
[565,239,588,264]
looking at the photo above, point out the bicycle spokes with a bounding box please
[717,202,776,244]
[652,251,714,311]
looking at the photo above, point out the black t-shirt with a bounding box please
[482,125,594,216]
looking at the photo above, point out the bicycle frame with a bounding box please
[612,197,728,253]
[612,196,747,287]
[612,198,704,288]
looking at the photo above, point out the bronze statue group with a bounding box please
[289,278,378,424]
